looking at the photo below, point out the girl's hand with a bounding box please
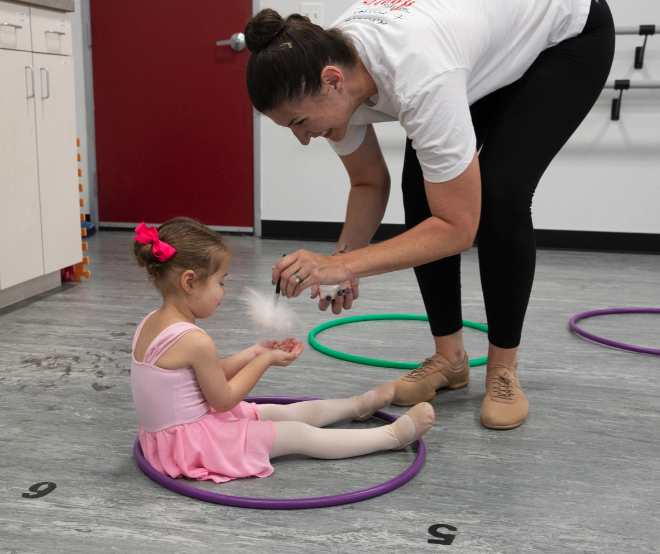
[267,339,304,367]
[272,250,350,299]
[252,338,297,357]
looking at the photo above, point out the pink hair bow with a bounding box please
[134,222,177,262]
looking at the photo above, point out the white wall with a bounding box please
[257,0,406,226]
[256,0,660,235]
[71,0,89,213]
[533,0,660,233]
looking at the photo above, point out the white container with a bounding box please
[319,284,340,299]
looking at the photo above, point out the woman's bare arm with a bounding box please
[335,124,391,250]
[273,151,481,296]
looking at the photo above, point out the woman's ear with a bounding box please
[321,66,344,91]
[180,270,197,294]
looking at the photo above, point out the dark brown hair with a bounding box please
[132,217,230,291]
[244,9,358,113]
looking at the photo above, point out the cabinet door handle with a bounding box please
[45,30,66,35]
[1,22,23,29]
[26,66,35,99]
[40,67,50,99]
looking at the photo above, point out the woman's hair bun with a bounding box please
[245,8,357,113]
[244,9,284,54]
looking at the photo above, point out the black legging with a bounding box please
[401,0,615,349]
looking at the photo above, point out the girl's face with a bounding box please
[191,259,230,319]
[264,84,354,146]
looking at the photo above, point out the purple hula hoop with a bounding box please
[569,308,660,356]
[134,396,427,510]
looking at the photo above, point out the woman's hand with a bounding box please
[266,339,304,367]
[310,278,360,314]
[311,244,360,314]
[272,250,351,298]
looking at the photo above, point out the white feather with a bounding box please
[241,287,301,336]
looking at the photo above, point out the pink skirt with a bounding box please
[139,401,275,483]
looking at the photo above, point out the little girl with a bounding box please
[131,217,434,483]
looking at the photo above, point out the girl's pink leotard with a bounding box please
[131,312,275,483]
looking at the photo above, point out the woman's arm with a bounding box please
[335,124,391,250]
[344,150,481,278]
[273,151,481,296]
[314,124,389,312]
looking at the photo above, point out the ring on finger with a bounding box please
[294,271,302,284]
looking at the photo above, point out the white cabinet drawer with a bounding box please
[30,7,72,56]
[0,1,31,51]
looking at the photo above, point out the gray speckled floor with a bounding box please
[1,231,659,554]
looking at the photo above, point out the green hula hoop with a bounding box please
[308,314,488,370]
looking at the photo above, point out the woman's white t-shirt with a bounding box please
[327,0,592,182]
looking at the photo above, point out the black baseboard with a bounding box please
[261,220,659,254]
[260,220,404,243]
[533,229,659,253]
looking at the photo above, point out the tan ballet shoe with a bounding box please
[354,381,396,422]
[391,402,435,449]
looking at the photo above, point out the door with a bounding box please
[90,0,254,230]
[33,52,81,273]
[0,49,44,289]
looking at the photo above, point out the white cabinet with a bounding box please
[0,1,31,51]
[30,7,73,56]
[0,1,80,298]
[0,48,45,289]
[33,52,80,273]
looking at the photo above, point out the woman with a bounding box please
[244,0,615,430]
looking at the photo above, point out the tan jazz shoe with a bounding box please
[392,352,470,406]
[480,364,529,430]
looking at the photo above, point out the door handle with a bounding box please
[1,22,23,29]
[40,67,50,99]
[25,66,35,99]
[216,32,245,51]
[45,30,66,35]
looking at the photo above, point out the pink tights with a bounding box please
[258,397,402,460]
